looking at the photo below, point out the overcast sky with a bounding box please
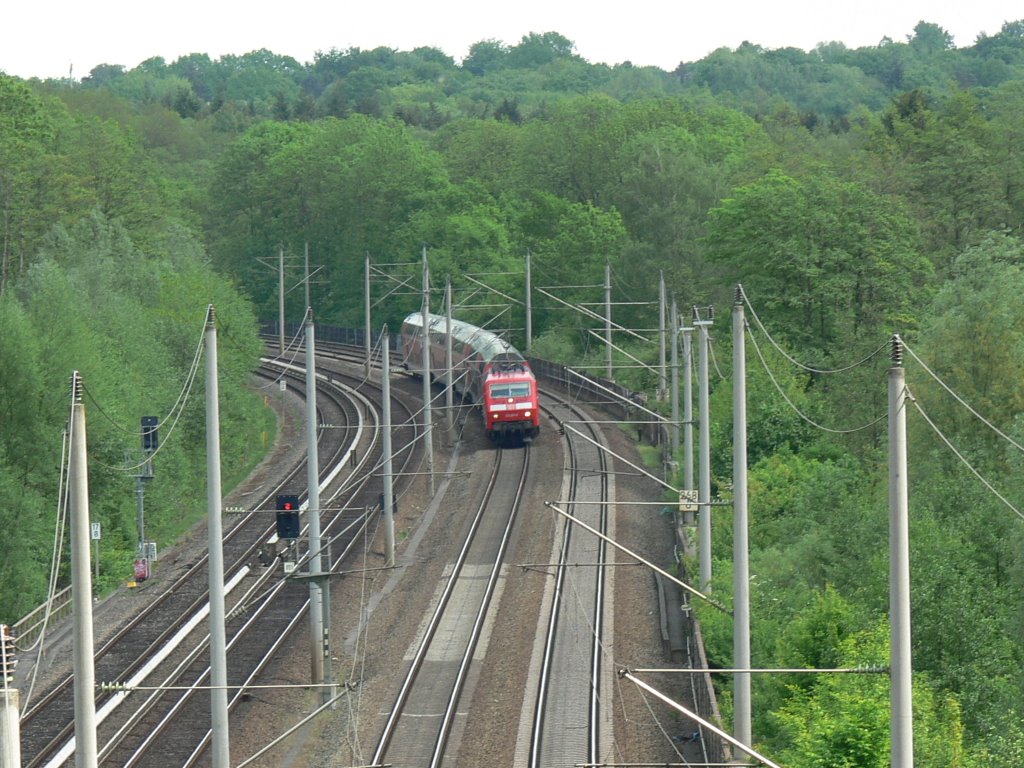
[2,1,1021,81]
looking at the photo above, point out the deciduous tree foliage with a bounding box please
[0,75,55,291]
[7,23,1024,762]
[705,170,930,356]
[910,235,1024,464]
[875,89,1006,264]
[0,210,267,619]
[774,623,972,768]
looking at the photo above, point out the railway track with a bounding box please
[19,349,422,767]
[371,444,531,767]
[524,388,614,767]
[17,331,716,767]
[20,364,322,767]
[121,356,423,768]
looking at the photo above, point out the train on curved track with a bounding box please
[401,312,541,442]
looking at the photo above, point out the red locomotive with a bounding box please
[401,312,540,442]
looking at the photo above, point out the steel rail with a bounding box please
[528,389,611,767]
[428,445,531,768]
[37,366,360,768]
[370,448,506,764]
[24,365,328,767]
[161,355,418,767]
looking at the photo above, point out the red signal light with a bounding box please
[275,494,301,539]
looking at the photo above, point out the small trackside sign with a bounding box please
[678,490,698,514]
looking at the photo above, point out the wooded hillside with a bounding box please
[3,19,1024,764]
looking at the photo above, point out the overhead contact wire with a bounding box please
[903,341,1024,456]
[747,323,886,434]
[908,388,1024,523]
[740,284,890,373]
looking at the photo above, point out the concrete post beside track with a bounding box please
[305,310,327,701]
[889,336,913,768]
[1,687,18,768]
[659,271,667,401]
[70,371,98,768]
[732,290,751,748]
[422,247,435,495]
[204,307,231,768]
[695,311,713,592]
[382,328,396,567]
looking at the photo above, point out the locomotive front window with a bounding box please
[490,383,532,398]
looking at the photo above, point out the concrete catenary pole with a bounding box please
[382,327,396,566]
[670,300,680,457]
[732,288,751,748]
[304,309,327,699]
[1,683,18,768]
[278,248,285,355]
[365,253,372,377]
[70,372,98,768]
[695,309,713,592]
[445,278,454,432]
[525,250,533,354]
[888,335,913,768]
[683,326,694,495]
[2,621,19,768]
[204,308,231,768]
[659,271,667,401]
[421,246,435,494]
[605,260,613,382]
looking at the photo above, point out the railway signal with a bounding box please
[141,416,159,452]
[276,494,301,539]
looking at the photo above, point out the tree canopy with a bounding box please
[5,17,1024,760]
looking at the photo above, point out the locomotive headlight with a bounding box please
[524,410,531,417]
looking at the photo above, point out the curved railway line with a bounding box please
[526,389,613,767]
[21,365,322,767]
[141,355,425,768]
[14,334,719,768]
[372,445,531,767]
[20,349,424,767]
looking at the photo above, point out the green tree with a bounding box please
[204,119,312,294]
[7,210,266,602]
[317,67,391,118]
[983,80,1024,231]
[463,40,510,76]
[705,170,929,356]
[0,292,45,478]
[909,234,1024,464]
[516,94,641,206]
[207,116,452,324]
[81,63,127,88]
[57,113,168,245]
[169,52,221,101]
[875,89,1005,262]
[908,21,954,53]
[509,191,627,342]
[507,32,578,69]
[0,75,56,291]
[432,118,522,197]
[774,621,972,768]
[906,503,1021,734]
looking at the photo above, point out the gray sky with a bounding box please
[2,0,1021,80]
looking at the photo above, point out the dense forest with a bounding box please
[4,18,1024,764]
